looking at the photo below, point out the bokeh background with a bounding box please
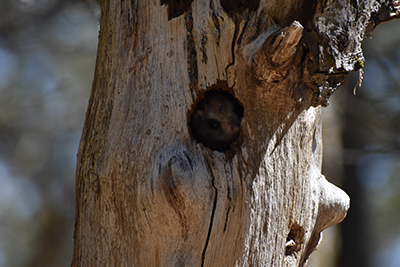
[0,1,399,266]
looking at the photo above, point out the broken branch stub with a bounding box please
[245,21,304,85]
[269,21,304,66]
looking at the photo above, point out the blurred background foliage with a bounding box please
[0,0,98,266]
[0,1,398,267]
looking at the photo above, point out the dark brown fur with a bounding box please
[190,91,243,152]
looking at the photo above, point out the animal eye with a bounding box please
[209,119,220,129]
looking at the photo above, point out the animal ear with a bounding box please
[191,109,204,121]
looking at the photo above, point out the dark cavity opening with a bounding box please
[285,222,305,256]
[220,0,260,15]
[190,89,243,152]
[160,0,194,20]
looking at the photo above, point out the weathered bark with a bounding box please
[72,0,399,266]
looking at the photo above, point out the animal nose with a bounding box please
[230,122,240,133]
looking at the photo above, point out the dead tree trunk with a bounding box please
[72,0,399,266]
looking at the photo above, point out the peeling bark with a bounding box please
[72,0,399,266]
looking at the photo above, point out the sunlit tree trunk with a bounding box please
[72,0,399,266]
